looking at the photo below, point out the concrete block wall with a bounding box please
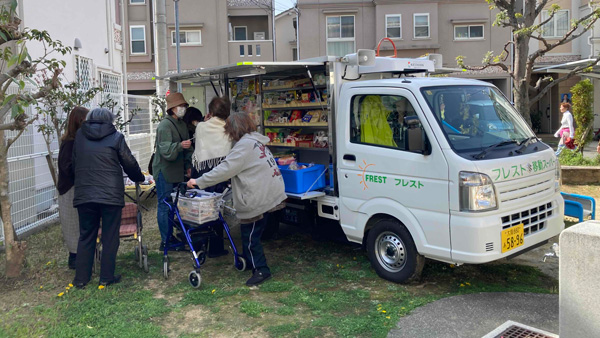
[559,220,600,337]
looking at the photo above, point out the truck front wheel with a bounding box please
[366,220,423,283]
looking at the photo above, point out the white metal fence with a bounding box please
[0,90,155,241]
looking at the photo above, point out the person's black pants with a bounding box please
[240,214,270,274]
[74,203,122,285]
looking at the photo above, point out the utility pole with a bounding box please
[174,0,182,92]
[272,0,276,61]
[153,0,169,96]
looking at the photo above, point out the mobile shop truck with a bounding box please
[164,50,564,283]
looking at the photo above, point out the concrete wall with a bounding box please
[23,0,122,82]
[298,0,376,58]
[559,220,600,337]
[276,10,297,61]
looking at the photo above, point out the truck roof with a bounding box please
[345,76,494,90]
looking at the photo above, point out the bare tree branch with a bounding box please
[535,0,552,18]
[6,116,36,148]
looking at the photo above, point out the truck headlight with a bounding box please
[459,172,498,212]
[555,161,561,192]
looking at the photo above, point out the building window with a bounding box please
[74,55,93,94]
[239,45,245,57]
[256,44,261,56]
[130,26,146,54]
[171,30,201,46]
[248,45,253,56]
[542,10,569,38]
[326,15,355,57]
[414,13,430,39]
[99,71,122,94]
[454,25,484,40]
[292,47,298,61]
[234,26,247,41]
[130,0,144,4]
[386,15,402,38]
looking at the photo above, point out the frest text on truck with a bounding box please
[164,50,564,283]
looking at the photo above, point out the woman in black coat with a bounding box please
[72,108,145,288]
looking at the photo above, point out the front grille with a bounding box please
[493,325,555,338]
[498,178,553,204]
[501,202,554,237]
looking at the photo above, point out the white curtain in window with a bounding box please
[327,41,354,57]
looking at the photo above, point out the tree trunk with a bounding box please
[0,130,26,277]
[513,36,532,126]
[44,138,57,187]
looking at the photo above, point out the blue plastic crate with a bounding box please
[329,163,334,189]
[278,163,326,194]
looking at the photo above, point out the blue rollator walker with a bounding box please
[162,183,247,288]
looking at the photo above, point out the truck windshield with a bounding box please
[420,85,535,156]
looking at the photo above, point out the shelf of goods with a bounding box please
[264,122,328,127]
[263,104,326,109]
[262,85,326,93]
[267,143,328,151]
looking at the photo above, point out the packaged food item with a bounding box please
[277,155,296,165]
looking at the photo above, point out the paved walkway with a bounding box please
[388,292,558,338]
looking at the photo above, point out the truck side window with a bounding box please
[350,94,418,151]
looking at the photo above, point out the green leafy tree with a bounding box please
[457,1,600,125]
[571,79,594,154]
[0,0,71,277]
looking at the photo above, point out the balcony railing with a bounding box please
[228,40,273,63]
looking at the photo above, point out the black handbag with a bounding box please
[148,118,184,176]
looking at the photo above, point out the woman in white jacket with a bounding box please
[554,102,574,156]
[188,113,286,287]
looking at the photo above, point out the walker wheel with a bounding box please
[235,256,247,271]
[188,270,202,288]
[142,246,149,273]
[134,246,140,262]
[163,256,169,279]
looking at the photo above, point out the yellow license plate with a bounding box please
[501,223,524,253]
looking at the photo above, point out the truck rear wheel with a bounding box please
[366,219,423,283]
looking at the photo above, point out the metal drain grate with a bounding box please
[493,325,555,338]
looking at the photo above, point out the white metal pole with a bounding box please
[174,0,182,92]
[272,0,276,61]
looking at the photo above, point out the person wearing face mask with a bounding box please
[152,92,194,251]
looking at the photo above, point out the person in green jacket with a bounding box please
[152,92,194,250]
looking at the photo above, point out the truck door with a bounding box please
[336,86,451,260]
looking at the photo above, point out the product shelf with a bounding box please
[262,85,326,93]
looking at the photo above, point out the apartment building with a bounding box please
[296,0,512,94]
[124,0,274,106]
[275,8,299,61]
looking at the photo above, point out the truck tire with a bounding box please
[366,219,423,283]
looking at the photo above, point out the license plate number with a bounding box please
[501,224,524,253]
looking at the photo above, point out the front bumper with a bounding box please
[449,195,565,264]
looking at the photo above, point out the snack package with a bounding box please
[277,155,296,165]
[288,161,300,170]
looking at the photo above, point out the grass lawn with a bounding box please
[0,188,568,338]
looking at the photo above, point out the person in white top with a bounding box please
[554,102,574,156]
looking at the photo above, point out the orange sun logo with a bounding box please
[357,160,375,190]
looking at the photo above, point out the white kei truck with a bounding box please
[164,50,564,283]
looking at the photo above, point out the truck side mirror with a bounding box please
[404,116,431,155]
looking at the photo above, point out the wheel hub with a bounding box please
[376,232,406,272]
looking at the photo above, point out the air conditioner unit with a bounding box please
[427,53,443,68]
[254,32,266,40]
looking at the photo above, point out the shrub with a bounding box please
[571,79,594,153]
[558,149,600,166]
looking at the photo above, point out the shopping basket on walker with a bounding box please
[94,182,149,273]
[162,183,246,288]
